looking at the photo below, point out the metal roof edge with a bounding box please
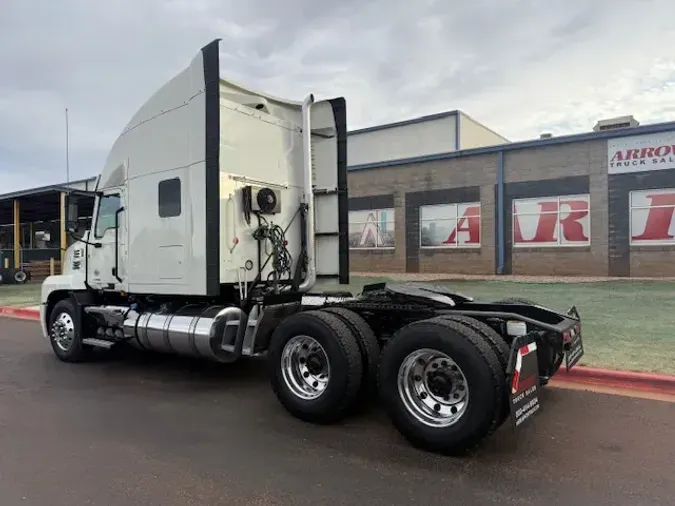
[348,110,459,135]
[348,120,675,172]
[0,176,98,201]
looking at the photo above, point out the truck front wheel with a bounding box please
[378,317,506,455]
[268,310,363,424]
[48,299,92,363]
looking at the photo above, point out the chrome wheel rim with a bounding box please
[397,348,469,428]
[51,312,75,352]
[281,335,330,400]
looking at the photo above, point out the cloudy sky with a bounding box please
[1,0,674,193]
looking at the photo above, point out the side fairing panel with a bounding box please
[312,98,349,285]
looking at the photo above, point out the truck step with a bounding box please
[82,338,116,349]
[220,344,253,355]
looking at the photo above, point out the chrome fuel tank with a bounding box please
[124,304,245,362]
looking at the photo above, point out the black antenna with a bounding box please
[65,108,70,182]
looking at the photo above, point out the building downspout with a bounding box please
[496,151,505,275]
[455,112,461,151]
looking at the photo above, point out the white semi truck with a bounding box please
[40,39,585,455]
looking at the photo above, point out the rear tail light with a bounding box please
[563,323,581,343]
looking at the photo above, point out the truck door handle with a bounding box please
[113,207,125,283]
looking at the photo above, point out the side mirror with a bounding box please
[66,194,79,233]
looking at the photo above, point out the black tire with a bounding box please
[48,298,93,363]
[4,268,16,285]
[268,310,363,424]
[13,269,27,284]
[321,307,380,411]
[438,315,509,370]
[437,315,511,427]
[378,317,506,455]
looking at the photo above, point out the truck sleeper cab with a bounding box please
[40,39,584,456]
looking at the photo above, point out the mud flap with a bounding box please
[506,334,542,429]
[564,306,584,372]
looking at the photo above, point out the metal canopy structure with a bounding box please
[0,177,96,225]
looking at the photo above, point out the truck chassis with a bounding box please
[40,39,584,455]
[43,281,583,455]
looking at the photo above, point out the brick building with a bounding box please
[347,113,675,277]
[2,109,675,280]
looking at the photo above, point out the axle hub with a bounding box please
[306,353,326,376]
[427,371,454,398]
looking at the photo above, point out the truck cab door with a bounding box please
[87,188,127,290]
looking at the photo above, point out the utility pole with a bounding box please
[65,107,70,182]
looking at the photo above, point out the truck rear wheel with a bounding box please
[321,307,380,412]
[378,317,506,455]
[268,310,363,424]
[48,299,93,363]
[438,315,509,369]
[437,315,510,426]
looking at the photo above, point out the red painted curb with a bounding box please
[0,306,40,321]
[554,366,675,394]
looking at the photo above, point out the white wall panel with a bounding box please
[458,113,510,150]
[348,114,457,166]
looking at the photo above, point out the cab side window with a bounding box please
[94,194,122,238]
[158,178,181,218]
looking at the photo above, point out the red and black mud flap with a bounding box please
[564,306,584,372]
[506,335,542,430]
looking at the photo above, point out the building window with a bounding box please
[630,188,675,245]
[348,208,395,249]
[94,194,122,239]
[158,178,182,218]
[420,202,481,248]
[512,194,590,247]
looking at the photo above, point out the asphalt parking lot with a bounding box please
[1,318,674,506]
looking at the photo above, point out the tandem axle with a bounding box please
[42,282,583,455]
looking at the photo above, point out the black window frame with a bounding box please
[158,177,182,218]
[94,193,122,239]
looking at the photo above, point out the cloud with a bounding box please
[1,0,675,193]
